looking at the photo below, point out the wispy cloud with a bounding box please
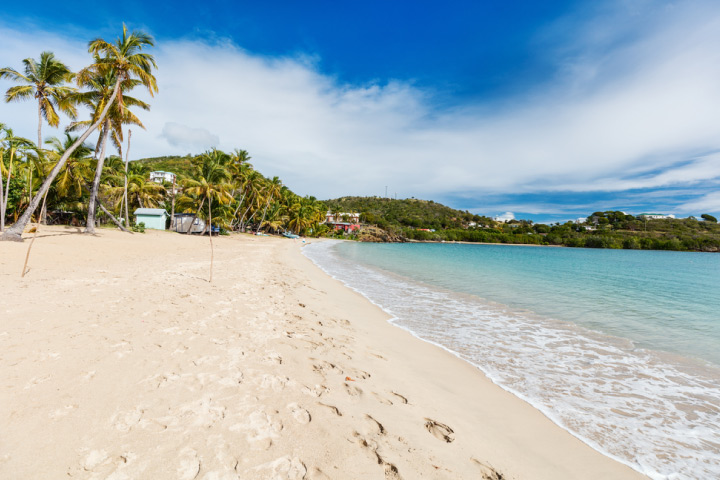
[1,0,720,219]
[160,122,219,150]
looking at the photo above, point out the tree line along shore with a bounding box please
[324,197,720,252]
[1,26,718,252]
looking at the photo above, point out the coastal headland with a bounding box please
[0,227,646,479]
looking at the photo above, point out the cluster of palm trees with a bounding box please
[173,148,329,236]
[1,26,330,241]
[0,25,157,241]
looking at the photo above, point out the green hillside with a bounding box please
[324,196,493,230]
[133,155,196,178]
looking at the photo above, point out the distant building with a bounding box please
[172,213,206,234]
[575,218,587,224]
[324,211,360,232]
[325,211,360,223]
[150,171,176,184]
[133,208,169,230]
[638,213,675,220]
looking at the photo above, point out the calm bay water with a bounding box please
[303,241,720,480]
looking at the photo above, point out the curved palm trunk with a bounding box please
[0,170,4,232]
[85,118,111,234]
[36,102,47,225]
[0,150,13,232]
[208,198,213,283]
[123,130,131,227]
[37,100,42,156]
[3,154,15,222]
[244,205,259,231]
[185,197,205,234]
[238,196,255,232]
[78,180,130,233]
[229,192,246,229]
[256,195,273,234]
[1,77,122,242]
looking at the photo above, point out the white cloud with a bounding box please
[1,0,720,212]
[676,191,720,213]
[160,122,219,150]
[494,212,515,222]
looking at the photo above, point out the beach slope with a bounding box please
[0,227,645,479]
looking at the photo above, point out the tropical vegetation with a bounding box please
[324,197,720,252]
[2,29,718,254]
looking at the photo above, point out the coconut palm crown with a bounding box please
[78,24,158,111]
[0,51,77,147]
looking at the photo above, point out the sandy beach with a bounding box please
[0,227,646,479]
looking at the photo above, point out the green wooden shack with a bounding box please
[133,208,169,230]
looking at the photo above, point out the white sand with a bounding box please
[0,226,646,479]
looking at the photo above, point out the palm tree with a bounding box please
[46,133,94,199]
[236,170,264,231]
[0,127,35,231]
[1,25,157,242]
[182,150,233,282]
[0,51,77,149]
[256,176,283,234]
[107,173,165,211]
[74,51,153,234]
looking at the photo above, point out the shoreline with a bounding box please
[0,226,646,479]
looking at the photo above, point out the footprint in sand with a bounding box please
[287,403,311,424]
[82,450,109,471]
[301,384,329,397]
[424,418,455,443]
[390,392,409,404]
[306,466,333,480]
[259,374,290,392]
[372,392,394,405]
[317,402,342,417]
[176,448,200,480]
[363,414,386,435]
[471,458,505,480]
[311,360,343,378]
[344,382,363,397]
[179,396,226,428]
[352,432,403,480]
[112,407,144,432]
[231,410,283,451]
[252,455,307,480]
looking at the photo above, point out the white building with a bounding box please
[325,211,360,223]
[637,213,675,220]
[150,171,176,184]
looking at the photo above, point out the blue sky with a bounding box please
[2,0,720,223]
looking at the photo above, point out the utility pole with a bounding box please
[385,186,388,198]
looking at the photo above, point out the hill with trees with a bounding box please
[323,198,720,252]
[324,196,493,230]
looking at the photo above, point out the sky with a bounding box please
[2,0,720,223]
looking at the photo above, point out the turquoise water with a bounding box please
[303,241,720,479]
[336,242,720,365]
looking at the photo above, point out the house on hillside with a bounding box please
[325,211,360,223]
[638,213,675,220]
[324,211,360,232]
[134,208,169,230]
[150,171,176,184]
